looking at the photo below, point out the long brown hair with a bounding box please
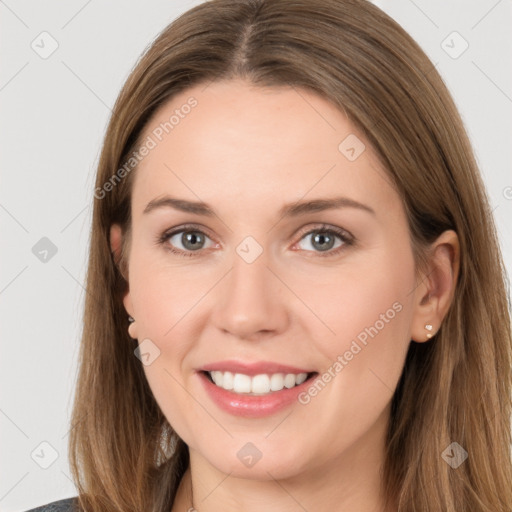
[68,1,512,510]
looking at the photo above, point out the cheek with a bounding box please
[127,248,216,425]
[129,254,204,436]
[129,244,214,338]
[295,249,415,429]
[301,237,415,356]
[320,265,412,358]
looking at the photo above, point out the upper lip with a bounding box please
[199,360,315,376]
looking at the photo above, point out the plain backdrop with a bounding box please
[1,1,511,511]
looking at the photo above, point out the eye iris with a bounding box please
[312,232,335,252]
[182,231,204,250]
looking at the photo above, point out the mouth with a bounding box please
[196,362,320,417]
[201,370,318,396]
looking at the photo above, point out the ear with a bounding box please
[110,223,124,269]
[410,230,460,343]
[110,224,136,336]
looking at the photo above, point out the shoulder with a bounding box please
[23,497,79,512]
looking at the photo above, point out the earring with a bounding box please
[425,323,434,339]
[128,316,137,339]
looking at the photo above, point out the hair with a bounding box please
[68,0,512,511]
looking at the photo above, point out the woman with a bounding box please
[26,0,512,511]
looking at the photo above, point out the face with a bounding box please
[118,79,419,480]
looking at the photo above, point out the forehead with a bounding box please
[131,79,398,218]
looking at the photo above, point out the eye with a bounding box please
[158,224,217,257]
[294,224,353,257]
[158,223,354,258]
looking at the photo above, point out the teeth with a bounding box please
[296,372,308,385]
[233,373,252,393]
[270,373,284,391]
[251,374,270,394]
[208,371,309,394]
[222,371,234,390]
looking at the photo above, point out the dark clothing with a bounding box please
[24,497,79,512]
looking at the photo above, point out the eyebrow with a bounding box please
[143,195,376,218]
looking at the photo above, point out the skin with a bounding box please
[110,79,459,512]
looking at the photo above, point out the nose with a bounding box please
[210,246,289,341]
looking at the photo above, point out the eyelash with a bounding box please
[157,223,355,258]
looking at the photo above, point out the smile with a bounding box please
[205,370,313,395]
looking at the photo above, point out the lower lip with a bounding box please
[197,371,317,418]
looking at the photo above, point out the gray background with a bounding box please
[1,1,511,510]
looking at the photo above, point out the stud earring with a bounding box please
[128,316,137,339]
[425,323,434,339]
